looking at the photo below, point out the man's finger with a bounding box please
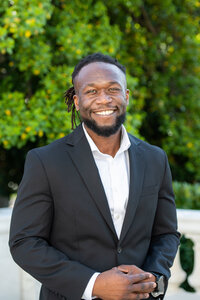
[131,281,157,293]
[128,272,153,283]
[132,293,149,299]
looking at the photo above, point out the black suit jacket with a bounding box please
[9,125,180,300]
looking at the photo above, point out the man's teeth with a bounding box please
[95,110,114,115]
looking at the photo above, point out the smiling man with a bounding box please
[9,53,180,300]
[73,61,128,139]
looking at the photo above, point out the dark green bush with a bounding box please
[180,235,195,293]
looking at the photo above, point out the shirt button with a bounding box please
[117,247,122,254]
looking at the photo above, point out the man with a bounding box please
[9,53,180,300]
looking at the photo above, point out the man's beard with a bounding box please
[81,113,126,137]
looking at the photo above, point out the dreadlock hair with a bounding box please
[64,52,126,130]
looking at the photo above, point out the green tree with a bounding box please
[106,0,200,182]
[0,0,140,198]
[0,0,200,199]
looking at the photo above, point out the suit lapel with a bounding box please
[120,137,146,243]
[65,125,118,241]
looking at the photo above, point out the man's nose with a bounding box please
[96,90,112,103]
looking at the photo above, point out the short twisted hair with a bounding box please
[64,53,126,129]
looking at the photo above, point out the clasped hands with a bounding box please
[93,264,156,300]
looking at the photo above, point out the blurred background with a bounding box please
[0,0,200,298]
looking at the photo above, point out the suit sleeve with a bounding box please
[9,150,96,300]
[141,150,180,281]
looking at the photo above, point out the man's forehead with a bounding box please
[74,62,126,87]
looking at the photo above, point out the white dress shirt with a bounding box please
[81,123,131,299]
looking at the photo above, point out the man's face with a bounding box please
[73,62,129,137]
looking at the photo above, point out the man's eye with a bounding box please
[86,89,96,94]
[109,88,121,92]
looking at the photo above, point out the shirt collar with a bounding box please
[82,123,131,156]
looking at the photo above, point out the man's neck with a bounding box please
[84,125,122,158]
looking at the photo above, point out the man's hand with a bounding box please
[92,267,156,300]
[117,265,156,284]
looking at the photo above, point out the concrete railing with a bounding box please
[1,208,200,300]
[166,209,200,299]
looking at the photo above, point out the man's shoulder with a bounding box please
[128,133,164,155]
[128,133,167,170]
[29,135,67,156]
[27,125,85,159]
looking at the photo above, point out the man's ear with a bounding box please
[73,94,79,111]
[126,89,129,105]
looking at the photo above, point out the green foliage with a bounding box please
[1,0,200,195]
[173,181,200,209]
[0,0,141,150]
[106,0,200,182]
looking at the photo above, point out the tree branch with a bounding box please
[141,5,157,35]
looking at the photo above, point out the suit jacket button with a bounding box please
[117,247,122,254]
